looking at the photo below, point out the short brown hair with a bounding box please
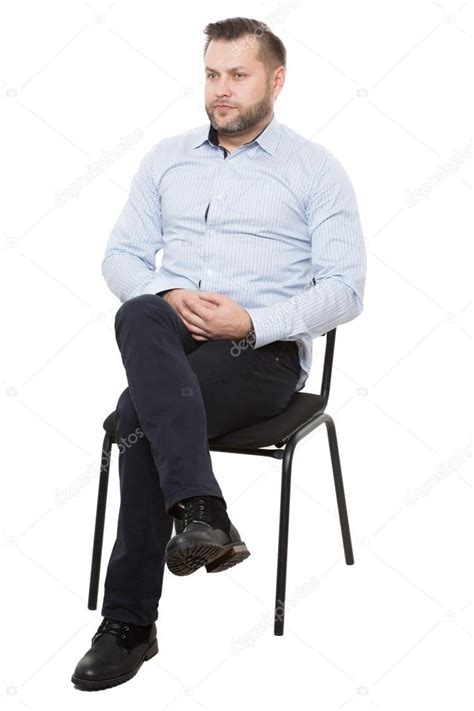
[203,17,286,76]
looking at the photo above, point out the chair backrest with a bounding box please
[319,328,336,409]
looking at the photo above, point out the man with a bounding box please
[72,16,366,690]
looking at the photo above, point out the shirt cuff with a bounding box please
[244,306,285,348]
[128,275,197,299]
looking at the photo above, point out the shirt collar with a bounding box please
[191,112,281,156]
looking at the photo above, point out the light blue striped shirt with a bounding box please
[102,113,366,392]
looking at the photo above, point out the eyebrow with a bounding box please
[205,65,249,73]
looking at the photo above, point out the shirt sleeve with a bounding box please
[101,145,190,302]
[245,150,367,347]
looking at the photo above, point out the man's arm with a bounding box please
[101,145,190,302]
[245,150,367,347]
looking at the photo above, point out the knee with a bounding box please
[114,294,161,331]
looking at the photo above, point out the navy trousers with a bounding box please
[101,293,301,625]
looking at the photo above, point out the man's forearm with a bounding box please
[246,277,364,348]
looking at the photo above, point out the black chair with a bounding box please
[88,327,354,636]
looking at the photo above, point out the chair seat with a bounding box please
[103,392,325,450]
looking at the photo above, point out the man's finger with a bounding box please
[197,292,224,305]
[196,300,220,310]
[179,314,210,337]
[178,302,207,327]
[181,295,213,316]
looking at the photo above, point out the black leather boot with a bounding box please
[71,617,158,690]
[166,495,250,576]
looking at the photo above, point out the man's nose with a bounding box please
[214,78,233,95]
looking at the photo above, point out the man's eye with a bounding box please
[206,73,245,79]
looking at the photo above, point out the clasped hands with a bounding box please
[162,288,252,342]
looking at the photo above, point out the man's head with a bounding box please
[203,17,286,137]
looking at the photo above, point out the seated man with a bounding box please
[72,15,366,691]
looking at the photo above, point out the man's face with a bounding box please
[204,36,280,135]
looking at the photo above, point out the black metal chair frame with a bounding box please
[88,327,354,636]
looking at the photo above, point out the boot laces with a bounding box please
[94,618,130,643]
[181,498,207,528]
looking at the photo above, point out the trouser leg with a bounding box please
[101,387,173,625]
[113,293,224,515]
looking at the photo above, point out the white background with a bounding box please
[0,0,472,707]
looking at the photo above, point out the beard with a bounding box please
[206,80,273,136]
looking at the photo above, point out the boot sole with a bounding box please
[166,539,250,576]
[71,637,158,691]
[205,543,251,572]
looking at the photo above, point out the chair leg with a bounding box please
[325,416,354,565]
[88,432,113,610]
[274,448,294,636]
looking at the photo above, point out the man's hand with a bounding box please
[161,289,251,341]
